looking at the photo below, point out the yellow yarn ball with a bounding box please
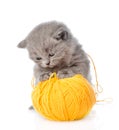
[32,73,96,121]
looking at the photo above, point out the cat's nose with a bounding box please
[46,61,50,65]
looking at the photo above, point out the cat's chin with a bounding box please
[49,66,55,68]
[47,65,56,69]
[41,65,55,69]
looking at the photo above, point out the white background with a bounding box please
[0,0,119,130]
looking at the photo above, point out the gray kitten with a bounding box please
[18,21,90,85]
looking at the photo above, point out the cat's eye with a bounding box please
[49,53,54,57]
[36,57,42,60]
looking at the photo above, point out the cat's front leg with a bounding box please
[39,72,52,81]
[34,71,52,85]
[34,65,52,84]
[57,68,75,79]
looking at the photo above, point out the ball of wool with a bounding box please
[32,73,96,121]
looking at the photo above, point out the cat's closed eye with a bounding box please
[36,57,42,60]
[49,53,54,57]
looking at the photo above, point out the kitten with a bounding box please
[18,21,90,85]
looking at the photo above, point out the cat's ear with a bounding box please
[17,39,27,48]
[53,27,69,41]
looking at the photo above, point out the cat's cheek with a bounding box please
[50,60,59,66]
[40,64,46,68]
[34,60,40,65]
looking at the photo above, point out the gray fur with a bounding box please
[18,21,90,85]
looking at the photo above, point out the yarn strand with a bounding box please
[96,98,113,102]
[87,54,103,94]
[31,77,35,89]
[87,54,113,103]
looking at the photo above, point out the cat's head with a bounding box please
[17,21,75,68]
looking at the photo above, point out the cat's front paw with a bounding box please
[39,72,52,81]
[57,70,74,79]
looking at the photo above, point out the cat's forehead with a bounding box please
[28,41,55,53]
[27,32,57,51]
